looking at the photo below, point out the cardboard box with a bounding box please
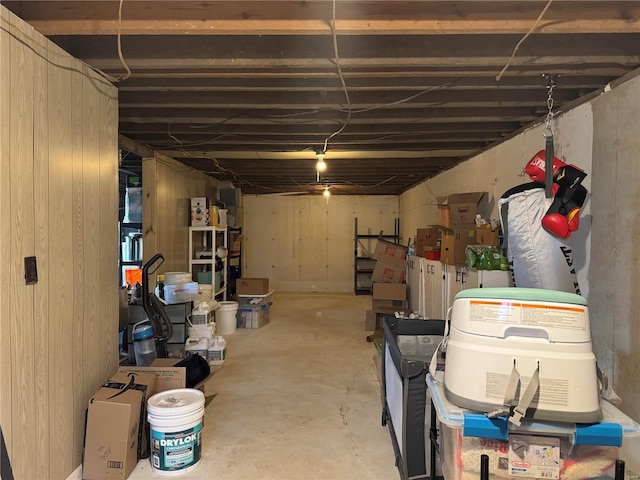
[365,309,378,331]
[440,228,476,265]
[371,255,406,283]
[475,225,500,246]
[373,282,406,301]
[236,277,269,295]
[83,372,156,480]
[190,197,211,226]
[372,282,408,314]
[415,225,450,257]
[119,357,215,393]
[437,192,486,229]
[372,238,407,261]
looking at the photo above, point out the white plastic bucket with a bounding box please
[147,389,205,476]
[217,301,238,334]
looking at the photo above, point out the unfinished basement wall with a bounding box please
[0,6,119,479]
[589,77,640,424]
[401,73,640,427]
[242,195,399,292]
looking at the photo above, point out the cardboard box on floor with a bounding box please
[83,372,156,480]
[236,277,269,295]
[371,282,408,315]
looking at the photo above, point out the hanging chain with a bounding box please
[543,74,558,137]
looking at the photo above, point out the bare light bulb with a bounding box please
[323,186,331,198]
[316,157,327,172]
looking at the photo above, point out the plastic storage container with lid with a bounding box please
[427,372,640,480]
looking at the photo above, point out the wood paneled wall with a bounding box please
[142,155,212,275]
[0,7,119,479]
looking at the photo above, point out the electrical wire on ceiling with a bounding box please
[496,0,554,81]
[92,0,131,83]
[321,0,352,154]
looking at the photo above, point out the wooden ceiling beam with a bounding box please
[7,1,640,35]
[117,75,613,92]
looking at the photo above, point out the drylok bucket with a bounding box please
[217,301,238,335]
[147,389,205,476]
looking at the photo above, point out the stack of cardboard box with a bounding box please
[365,239,408,331]
[83,359,217,480]
[411,192,487,266]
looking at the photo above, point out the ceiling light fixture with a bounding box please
[323,185,331,204]
[315,151,327,182]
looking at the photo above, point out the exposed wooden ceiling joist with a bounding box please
[8,1,640,35]
[4,0,640,195]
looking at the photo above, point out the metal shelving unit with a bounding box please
[354,217,400,295]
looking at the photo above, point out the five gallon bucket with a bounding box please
[217,301,238,335]
[147,389,205,476]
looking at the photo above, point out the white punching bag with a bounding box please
[499,183,581,294]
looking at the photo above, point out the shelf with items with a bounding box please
[119,221,143,287]
[188,226,228,300]
[354,217,400,295]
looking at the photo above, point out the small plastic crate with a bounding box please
[382,316,445,480]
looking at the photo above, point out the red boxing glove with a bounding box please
[524,150,586,194]
[542,184,587,239]
[524,150,566,184]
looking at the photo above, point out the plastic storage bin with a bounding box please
[237,289,274,308]
[427,372,640,480]
[237,302,272,329]
[382,316,445,480]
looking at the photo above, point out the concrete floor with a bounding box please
[102,292,397,479]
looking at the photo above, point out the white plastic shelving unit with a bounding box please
[188,226,228,300]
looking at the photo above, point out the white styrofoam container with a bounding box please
[444,287,602,423]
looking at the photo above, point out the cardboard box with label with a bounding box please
[83,372,156,480]
[372,238,407,261]
[372,282,407,315]
[371,238,407,283]
[372,255,406,283]
[190,197,211,226]
[236,277,269,295]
